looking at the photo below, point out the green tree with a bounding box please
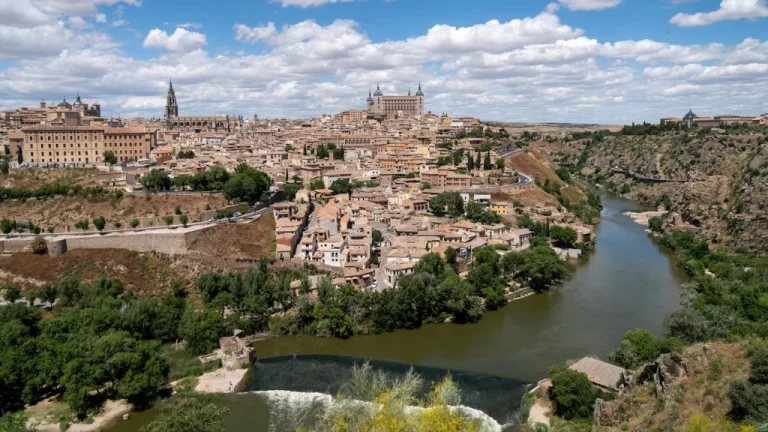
[93,216,106,232]
[74,219,89,233]
[40,284,57,308]
[178,308,226,355]
[648,216,664,233]
[164,215,175,226]
[751,349,768,384]
[282,183,299,201]
[429,192,464,217]
[330,178,352,195]
[501,252,526,276]
[309,180,326,191]
[4,285,21,303]
[413,253,446,277]
[445,247,459,271]
[550,226,578,248]
[103,151,117,165]
[521,246,567,292]
[179,214,189,227]
[549,365,600,420]
[1,218,12,236]
[372,229,384,244]
[495,158,505,170]
[555,167,572,184]
[17,147,22,164]
[483,151,491,170]
[0,156,9,175]
[114,221,122,229]
[140,169,172,192]
[130,219,140,230]
[467,152,475,171]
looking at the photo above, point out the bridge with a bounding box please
[610,167,688,183]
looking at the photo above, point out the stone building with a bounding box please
[366,83,424,118]
[1,95,101,129]
[22,125,157,164]
[163,80,243,133]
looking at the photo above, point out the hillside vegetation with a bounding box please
[540,123,768,251]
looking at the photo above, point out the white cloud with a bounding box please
[112,19,128,27]
[271,0,353,7]
[178,22,201,29]
[558,0,621,11]
[94,13,107,23]
[68,16,92,29]
[670,0,768,26]
[143,28,207,53]
[2,5,768,124]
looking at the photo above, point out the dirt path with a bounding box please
[527,399,551,427]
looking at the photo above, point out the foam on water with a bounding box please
[247,389,506,432]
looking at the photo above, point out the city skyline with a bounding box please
[1,0,768,123]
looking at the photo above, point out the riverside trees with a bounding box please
[0,275,178,419]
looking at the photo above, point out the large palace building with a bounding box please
[164,80,242,133]
[366,84,425,118]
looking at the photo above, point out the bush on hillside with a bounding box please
[30,235,47,255]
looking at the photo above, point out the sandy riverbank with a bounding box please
[624,210,666,226]
[31,400,132,432]
[194,367,251,394]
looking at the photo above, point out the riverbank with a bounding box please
[193,368,251,394]
[624,210,666,226]
[29,399,132,432]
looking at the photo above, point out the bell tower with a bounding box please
[165,79,178,119]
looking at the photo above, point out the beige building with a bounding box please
[421,169,471,189]
[22,126,156,164]
[366,84,424,118]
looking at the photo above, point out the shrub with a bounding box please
[549,365,600,420]
[648,216,664,233]
[30,235,48,255]
[751,349,768,384]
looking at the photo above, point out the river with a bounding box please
[109,194,686,431]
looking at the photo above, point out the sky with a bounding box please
[1,0,768,124]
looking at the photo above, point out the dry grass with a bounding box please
[600,343,750,432]
[1,168,101,189]
[506,150,563,184]
[188,214,277,260]
[0,248,190,296]
[0,193,230,232]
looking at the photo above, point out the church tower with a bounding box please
[165,79,178,119]
[415,83,424,116]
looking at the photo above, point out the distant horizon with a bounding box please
[1,0,767,124]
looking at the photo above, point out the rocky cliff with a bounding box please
[538,126,768,250]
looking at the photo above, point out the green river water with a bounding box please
[108,194,686,431]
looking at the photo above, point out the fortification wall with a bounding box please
[65,232,189,255]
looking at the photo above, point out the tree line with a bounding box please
[139,163,271,204]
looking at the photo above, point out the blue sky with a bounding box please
[1,0,768,123]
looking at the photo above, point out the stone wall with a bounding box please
[65,231,190,255]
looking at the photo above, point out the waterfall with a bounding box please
[246,389,506,432]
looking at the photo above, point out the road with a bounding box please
[497,146,528,159]
[4,207,274,240]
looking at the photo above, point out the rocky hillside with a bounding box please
[595,342,751,432]
[537,125,768,250]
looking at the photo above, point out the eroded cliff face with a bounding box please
[539,129,768,251]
